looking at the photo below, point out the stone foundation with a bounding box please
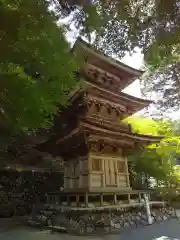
[28,203,176,235]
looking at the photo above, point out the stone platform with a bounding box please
[28,202,176,235]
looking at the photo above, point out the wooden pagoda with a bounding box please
[37,38,162,197]
[29,39,175,235]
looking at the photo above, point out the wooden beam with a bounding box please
[102,159,105,187]
[85,193,88,207]
[128,194,131,204]
[125,158,130,187]
[138,192,142,203]
[100,193,104,207]
[114,193,117,205]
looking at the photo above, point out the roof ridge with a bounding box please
[75,37,144,76]
[84,81,153,105]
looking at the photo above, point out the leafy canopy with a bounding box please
[0,0,79,148]
[124,116,180,182]
[55,0,180,116]
[56,0,180,62]
[2,0,180,151]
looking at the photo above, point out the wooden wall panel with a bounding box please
[105,159,110,185]
[117,174,128,187]
[118,175,126,181]
[79,175,89,188]
[118,180,127,187]
[64,178,72,189]
[63,154,131,191]
[76,178,79,188]
[110,159,116,185]
[90,173,102,187]
[64,178,68,189]
[104,159,117,186]
[80,159,88,173]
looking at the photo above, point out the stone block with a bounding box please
[163,215,168,220]
[114,222,121,229]
[139,219,146,225]
[137,212,142,216]
[142,214,147,220]
[129,221,135,226]
[152,211,156,217]
[110,220,115,227]
[86,225,94,233]
[124,222,130,228]
[136,216,141,221]
[157,215,162,221]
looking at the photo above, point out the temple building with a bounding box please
[29,39,176,235]
[37,38,162,197]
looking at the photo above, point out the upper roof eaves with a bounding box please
[73,37,144,78]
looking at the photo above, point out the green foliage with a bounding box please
[0,0,79,148]
[57,0,180,59]
[123,116,159,136]
[123,116,174,136]
[2,0,180,150]
[141,62,180,115]
[124,116,180,183]
[56,0,180,116]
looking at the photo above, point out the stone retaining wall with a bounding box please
[29,204,176,235]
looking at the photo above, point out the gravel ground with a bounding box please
[0,219,180,240]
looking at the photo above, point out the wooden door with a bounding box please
[105,159,116,186]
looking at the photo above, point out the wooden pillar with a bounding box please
[76,195,80,207]
[144,193,153,224]
[100,193,104,207]
[88,155,91,188]
[125,158,130,187]
[102,159,105,187]
[55,195,59,204]
[114,193,117,205]
[85,193,88,208]
[114,160,118,187]
[138,192,142,203]
[52,195,56,204]
[67,196,70,206]
[128,194,131,204]
[45,193,49,204]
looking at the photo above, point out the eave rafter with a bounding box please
[35,39,162,160]
[84,81,152,116]
[73,38,144,91]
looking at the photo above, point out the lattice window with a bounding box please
[117,161,125,173]
[92,158,101,171]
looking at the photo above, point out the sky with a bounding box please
[121,52,180,120]
[121,51,143,98]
